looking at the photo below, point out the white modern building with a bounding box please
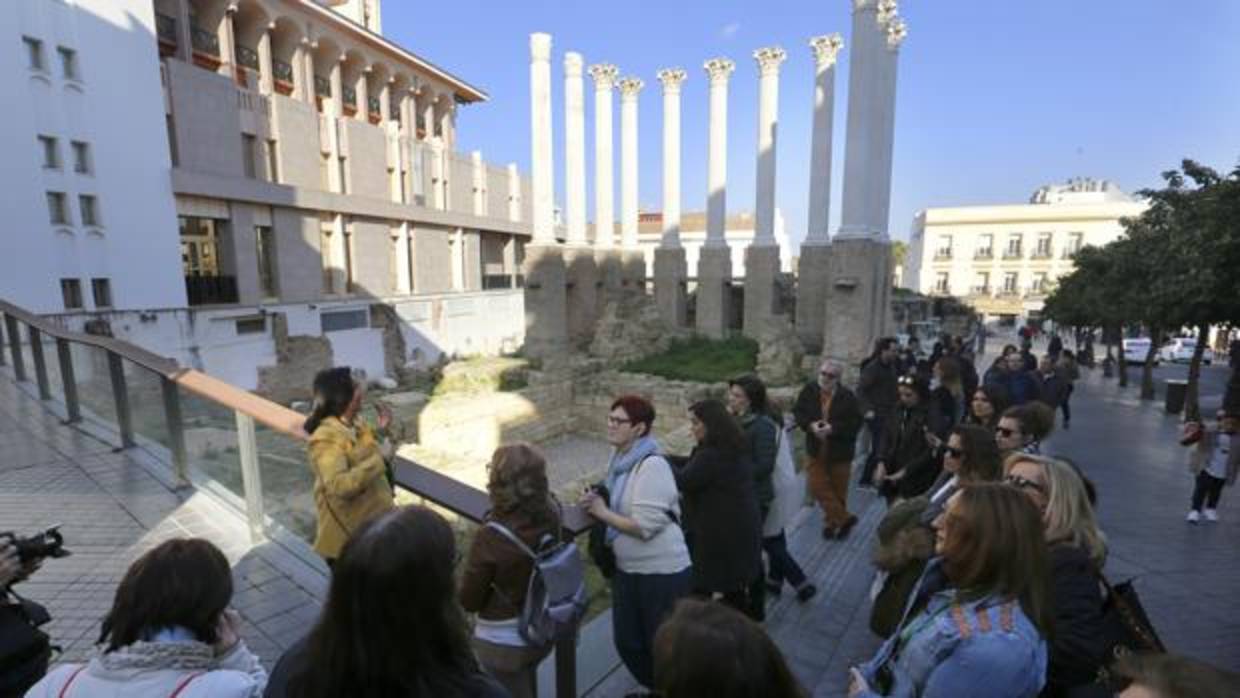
[905,178,1148,325]
[3,0,534,397]
[629,209,795,278]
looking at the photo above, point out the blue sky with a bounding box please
[384,1,1240,244]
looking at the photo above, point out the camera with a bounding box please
[0,526,71,566]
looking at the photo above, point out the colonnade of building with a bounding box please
[525,0,908,362]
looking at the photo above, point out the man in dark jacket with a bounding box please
[858,337,900,486]
[987,351,1042,406]
[1035,356,1067,413]
[794,359,865,539]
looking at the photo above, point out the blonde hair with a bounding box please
[1004,453,1107,568]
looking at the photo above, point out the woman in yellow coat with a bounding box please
[304,367,395,563]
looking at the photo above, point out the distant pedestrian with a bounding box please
[1048,334,1064,363]
[927,356,968,437]
[987,351,1042,406]
[965,384,1010,431]
[794,359,865,539]
[1035,356,1068,416]
[1182,409,1240,523]
[1056,350,1081,429]
[996,402,1056,457]
[858,338,901,487]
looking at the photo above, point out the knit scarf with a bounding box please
[603,434,660,543]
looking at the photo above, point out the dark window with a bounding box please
[57,46,78,80]
[23,37,44,71]
[320,308,368,333]
[235,316,266,335]
[255,225,278,298]
[47,192,69,225]
[242,134,257,179]
[61,278,83,309]
[39,135,59,169]
[71,141,91,174]
[79,195,99,227]
[91,278,112,308]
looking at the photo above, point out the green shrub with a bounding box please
[622,335,758,383]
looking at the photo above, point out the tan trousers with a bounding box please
[807,457,853,529]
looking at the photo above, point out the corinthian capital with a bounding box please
[657,68,687,93]
[564,51,584,76]
[809,34,844,67]
[617,76,644,98]
[876,0,899,25]
[703,58,735,84]
[530,33,552,61]
[852,0,877,13]
[885,17,908,50]
[588,63,619,89]
[753,46,787,76]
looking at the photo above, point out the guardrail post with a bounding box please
[555,634,577,698]
[161,377,189,487]
[27,327,51,400]
[4,315,25,381]
[56,338,80,423]
[235,411,266,543]
[106,351,135,448]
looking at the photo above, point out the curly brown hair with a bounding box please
[487,442,557,528]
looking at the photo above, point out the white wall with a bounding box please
[1,0,184,313]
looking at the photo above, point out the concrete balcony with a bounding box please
[1002,249,1023,260]
[974,249,993,260]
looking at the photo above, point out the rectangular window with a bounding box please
[265,139,279,183]
[1065,232,1084,257]
[242,134,257,179]
[71,141,91,174]
[1003,272,1019,294]
[934,272,950,294]
[57,46,78,80]
[60,278,83,309]
[79,195,99,226]
[255,225,278,299]
[972,272,989,295]
[975,234,993,259]
[235,316,267,335]
[1035,233,1053,258]
[320,308,368,333]
[1005,234,1022,258]
[46,192,69,225]
[23,37,44,71]
[38,135,59,169]
[91,278,112,308]
[1031,272,1049,293]
[935,235,952,260]
[320,228,335,294]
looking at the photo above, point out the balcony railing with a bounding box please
[341,86,357,106]
[368,96,381,115]
[969,286,991,295]
[1031,248,1052,260]
[1003,248,1023,260]
[314,75,331,98]
[236,45,259,71]
[185,274,238,306]
[389,102,401,121]
[974,249,993,260]
[272,59,294,83]
[933,251,952,261]
[998,288,1020,297]
[156,13,178,46]
[190,25,219,57]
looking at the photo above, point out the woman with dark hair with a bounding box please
[303,366,394,563]
[28,539,266,697]
[875,376,938,503]
[580,395,691,690]
[654,598,806,698]
[964,383,1009,430]
[927,356,967,438]
[265,506,505,698]
[851,484,1051,697]
[672,399,763,617]
[459,443,561,698]
[868,424,1003,638]
[727,375,816,609]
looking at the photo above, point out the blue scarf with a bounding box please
[603,434,660,543]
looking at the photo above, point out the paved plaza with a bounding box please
[2,351,1237,696]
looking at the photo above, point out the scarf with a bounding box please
[603,434,660,543]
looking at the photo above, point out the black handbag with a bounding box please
[1092,573,1165,690]
[0,591,55,697]
[586,483,617,579]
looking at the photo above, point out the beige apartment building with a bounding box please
[156,0,531,309]
[904,178,1147,325]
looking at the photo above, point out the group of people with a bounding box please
[12,344,1240,698]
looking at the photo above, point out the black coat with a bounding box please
[880,404,938,499]
[793,383,865,464]
[858,359,900,418]
[1043,544,1109,698]
[671,445,762,593]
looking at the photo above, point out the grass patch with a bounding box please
[622,335,759,383]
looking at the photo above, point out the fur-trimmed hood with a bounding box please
[872,497,936,573]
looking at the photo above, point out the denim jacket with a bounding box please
[857,559,1047,698]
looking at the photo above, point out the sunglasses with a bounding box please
[944,446,965,458]
[1006,474,1047,494]
[607,415,632,426]
[897,376,917,386]
[995,426,1017,438]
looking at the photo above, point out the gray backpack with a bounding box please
[485,521,588,648]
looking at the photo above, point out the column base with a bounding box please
[595,249,624,302]
[620,249,648,295]
[821,238,892,368]
[742,245,782,339]
[795,244,832,353]
[653,247,688,330]
[521,244,568,359]
[564,246,600,349]
[696,246,732,339]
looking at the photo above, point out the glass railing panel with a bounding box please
[125,362,172,454]
[69,343,119,436]
[179,389,245,503]
[255,422,316,543]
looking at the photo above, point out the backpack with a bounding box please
[485,521,588,649]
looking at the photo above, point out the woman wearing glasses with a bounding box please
[869,425,1003,638]
[874,376,937,503]
[850,484,1051,698]
[580,395,691,690]
[1004,454,1110,698]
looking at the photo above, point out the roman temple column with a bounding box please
[563,51,599,346]
[743,46,787,339]
[618,77,645,289]
[654,68,688,329]
[697,58,735,338]
[589,63,623,301]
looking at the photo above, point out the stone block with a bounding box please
[596,250,624,305]
[695,245,732,339]
[755,315,806,387]
[652,247,688,329]
[822,238,891,367]
[620,250,647,295]
[743,245,782,339]
[521,244,568,359]
[564,247,599,350]
[796,244,832,353]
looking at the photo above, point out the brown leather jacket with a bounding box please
[459,510,559,621]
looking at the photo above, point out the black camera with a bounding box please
[1,526,71,565]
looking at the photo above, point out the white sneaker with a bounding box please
[1204,509,1219,522]
[1187,510,1200,523]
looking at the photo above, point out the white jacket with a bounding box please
[24,637,266,698]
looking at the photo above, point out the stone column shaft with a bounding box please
[379,81,392,128]
[658,69,687,248]
[589,64,618,249]
[618,78,643,249]
[704,58,734,248]
[329,59,343,118]
[564,52,588,245]
[218,10,237,76]
[356,70,370,122]
[421,90,436,141]
[806,34,842,245]
[257,27,274,94]
[300,43,315,105]
[529,34,555,243]
[753,47,786,246]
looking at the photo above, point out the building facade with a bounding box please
[4,0,534,392]
[630,209,795,278]
[905,178,1147,325]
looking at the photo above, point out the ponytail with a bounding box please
[303,367,356,434]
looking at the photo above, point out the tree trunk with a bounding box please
[1185,323,1210,422]
[1140,326,1163,400]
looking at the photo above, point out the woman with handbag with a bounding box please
[579,395,691,691]
[459,444,561,698]
[728,376,817,607]
[303,367,395,565]
[874,376,938,504]
[850,484,1051,698]
[1004,454,1111,697]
